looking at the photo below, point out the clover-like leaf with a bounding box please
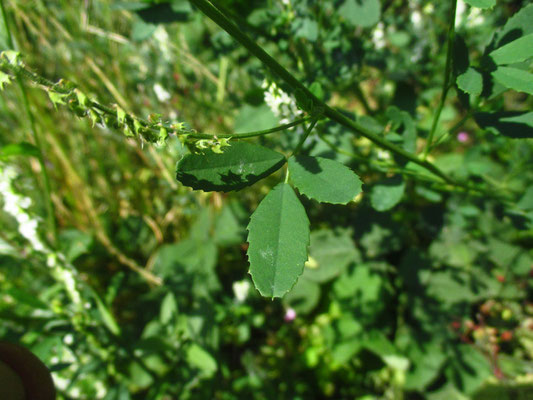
[247,183,310,298]
[457,67,483,96]
[176,142,286,192]
[288,155,362,204]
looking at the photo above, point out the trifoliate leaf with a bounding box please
[288,155,362,204]
[247,183,310,298]
[176,142,286,192]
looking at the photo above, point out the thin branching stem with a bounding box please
[423,0,458,158]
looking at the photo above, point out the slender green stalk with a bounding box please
[1,0,57,245]
[0,61,312,142]
[190,117,313,139]
[188,0,457,186]
[290,117,318,157]
[423,0,458,158]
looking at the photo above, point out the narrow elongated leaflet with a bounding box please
[489,33,533,65]
[491,67,533,96]
[176,142,286,192]
[247,183,310,298]
[288,155,362,204]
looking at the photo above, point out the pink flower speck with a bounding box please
[284,308,297,322]
[457,132,469,143]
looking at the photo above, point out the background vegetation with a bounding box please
[1,0,532,399]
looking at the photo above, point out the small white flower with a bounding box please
[63,333,74,345]
[411,11,422,29]
[233,279,251,303]
[372,22,386,50]
[153,83,171,102]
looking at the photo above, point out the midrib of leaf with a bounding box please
[183,157,282,172]
[271,185,287,293]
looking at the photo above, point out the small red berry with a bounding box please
[496,275,505,283]
[500,331,513,341]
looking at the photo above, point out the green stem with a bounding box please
[1,0,57,245]
[190,117,313,140]
[188,0,457,186]
[290,117,318,157]
[0,61,312,142]
[423,0,458,158]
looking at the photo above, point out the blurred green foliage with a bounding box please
[1,0,532,399]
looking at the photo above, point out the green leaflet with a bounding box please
[491,67,533,96]
[288,155,362,204]
[457,67,483,96]
[474,111,533,139]
[176,142,286,192]
[247,183,310,298]
[0,142,40,159]
[370,175,405,212]
[489,33,533,65]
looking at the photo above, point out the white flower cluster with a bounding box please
[262,80,303,125]
[0,165,45,252]
[0,163,83,307]
[372,22,386,50]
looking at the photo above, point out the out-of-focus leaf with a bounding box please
[294,18,319,42]
[283,277,320,314]
[474,111,533,139]
[247,183,310,298]
[303,229,360,283]
[160,292,178,324]
[518,186,533,210]
[491,66,533,95]
[0,142,40,159]
[234,104,278,132]
[58,229,93,262]
[340,0,380,28]
[489,33,533,65]
[186,344,217,377]
[370,175,405,212]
